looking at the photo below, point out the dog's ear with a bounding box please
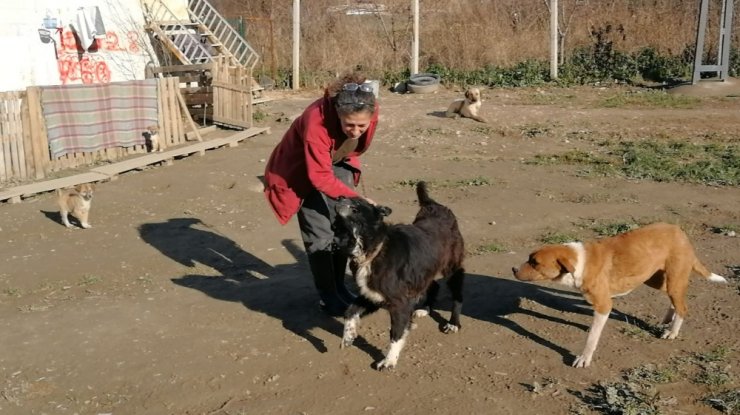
[557,256,575,274]
[376,205,392,217]
[464,89,472,100]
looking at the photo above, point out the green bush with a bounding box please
[634,47,691,82]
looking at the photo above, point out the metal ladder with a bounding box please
[187,0,260,70]
[143,0,214,65]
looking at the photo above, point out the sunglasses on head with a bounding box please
[343,83,374,93]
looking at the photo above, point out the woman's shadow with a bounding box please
[138,217,382,359]
[138,218,656,365]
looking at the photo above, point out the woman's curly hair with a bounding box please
[325,72,376,116]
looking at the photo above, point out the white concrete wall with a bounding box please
[0,0,186,92]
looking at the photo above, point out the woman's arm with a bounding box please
[303,118,359,200]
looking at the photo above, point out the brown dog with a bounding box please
[446,87,486,123]
[57,183,95,229]
[512,222,726,368]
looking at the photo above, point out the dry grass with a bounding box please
[213,0,737,85]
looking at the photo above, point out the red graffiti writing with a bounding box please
[127,32,140,53]
[60,30,83,53]
[58,54,111,85]
[54,29,143,85]
[57,29,142,53]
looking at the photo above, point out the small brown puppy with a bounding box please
[446,87,486,123]
[145,125,162,152]
[512,223,726,368]
[57,183,95,229]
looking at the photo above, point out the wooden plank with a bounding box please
[211,81,252,93]
[22,88,42,180]
[183,93,212,106]
[232,65,240,123]
[5,93,19,179]
[156,78,167,149]
[160,78,173,146]
[160,77,170,147]
[151,63,213,73]
[220,127,270,147]
[212,115,250,129]
[11,93,28,180]
[252,97,273,105]
[185,125,217,141]
[176,88,202,142]
[1,98,10,182]
[69,153,79,169]
[168,77,180,145]
[88,127,270,177]
[212,58,220,125]
[0,172,109,203]
[62,154,71,170]
[181,86,212,94]
[20,91,36,179]
[0,98,8,182]
[26,87,51,177]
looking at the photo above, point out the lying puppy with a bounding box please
[57,183,95,229]
[512,222,727,368]
[333,181,465,370]
[446,87,486,123]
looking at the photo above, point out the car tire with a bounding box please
[407,73,441,93]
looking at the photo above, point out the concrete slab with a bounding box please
[667,77,740,97]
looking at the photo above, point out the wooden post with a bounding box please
[1,96,9,182]
[411,0,419,75]
[292,0,300,90]
[168,77,179,144]
[550,0,559,80]
[269,17,278,84]
[156,78,166,150]
[9,93,27,180]
[176,88,202,142]
[25,87,50,178]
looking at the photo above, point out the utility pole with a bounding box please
[292,0,300,89]
[411,0,419,75]
[550,0,558,79]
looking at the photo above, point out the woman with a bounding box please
[263,73,379,316]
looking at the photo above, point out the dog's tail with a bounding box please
[693,259,727,283]
[416,181,435,206]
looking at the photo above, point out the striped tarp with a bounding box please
[42,79,158,158]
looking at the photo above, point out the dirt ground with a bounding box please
[1,85,739,415]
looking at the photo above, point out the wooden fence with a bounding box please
[0,77,189,186]
[212,56,253,130]
[0,91,32,182]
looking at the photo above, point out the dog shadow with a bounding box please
[137,217,383,359]
[41,210,63,226]
[426,273,658,366]
[427,110,449,119]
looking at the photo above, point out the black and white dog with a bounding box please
[333,181,465,370]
